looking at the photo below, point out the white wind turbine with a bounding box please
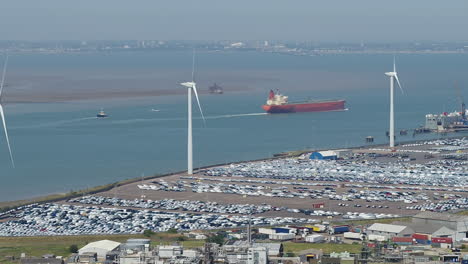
[0,54,14,167]
[180,51,205,175]
[384,58,404,148]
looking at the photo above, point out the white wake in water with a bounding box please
[13,112,269,128]
[111,113,268,125]
[204,113,268,120]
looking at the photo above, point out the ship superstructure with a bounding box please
[209,83,223,94]
[425,110,468,131]
[424,95,468,131]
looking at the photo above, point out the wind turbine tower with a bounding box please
[384,58,403,148]
[180,51,205,175]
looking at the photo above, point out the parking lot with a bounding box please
[0,138,466,236]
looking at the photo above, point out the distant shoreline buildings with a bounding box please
[1,40,468,55]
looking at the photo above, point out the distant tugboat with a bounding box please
[97,109,108,118]
[209,83,223,94]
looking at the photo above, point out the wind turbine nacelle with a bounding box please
[385,72,396,77]
[181,82,196,88]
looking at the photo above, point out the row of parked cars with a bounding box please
[69,196,273,214]
[68,195,402,220]
[203,152,466,187]
[138,178,443,206]
[0,203,315,236]
[405,197,468,212]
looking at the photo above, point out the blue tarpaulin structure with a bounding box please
[310,151,337,160]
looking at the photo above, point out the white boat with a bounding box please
[97,109,108,118]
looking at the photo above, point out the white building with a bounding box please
[157,245,183,258]
[366,223,413,239]
[78,240,121,260]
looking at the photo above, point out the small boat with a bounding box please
[97,109,108,118]
[151,109,160,112]
[209,83,223,94]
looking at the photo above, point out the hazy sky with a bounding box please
[1,0,467,42]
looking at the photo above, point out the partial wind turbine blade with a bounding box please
[394,74,404,94]
[192,83,206,125]
[393,56,396,73]
[0,104,14,167]
[0,54,8,97]
[191,49,195,82]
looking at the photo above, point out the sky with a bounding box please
[1,0,467,42]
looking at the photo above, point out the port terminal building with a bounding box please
[309,151,338,160]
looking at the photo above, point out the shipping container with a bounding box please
[344,232,363,240]
[333,225,349,234]
[415,239,431,245]
[431,237,452,244]
[306,225,326,232]
[312,202,325,209]
[269,233,295,241]
[258,228,276,235]
[368,234,386,242]
[273,227,291,234]
[305,234,324,243]
[392,237,413,243]
[412,233,430,240]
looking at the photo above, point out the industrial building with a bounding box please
[366,223,413,239]
[223,241,283,258]
[77,239,121,260]
[412,211,468,242]
[157,245,183,258]
[121,238,151,251]
[309,151,337,160]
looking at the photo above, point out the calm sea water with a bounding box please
[1,51,467,201]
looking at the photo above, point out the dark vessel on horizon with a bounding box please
[209,83,223,94]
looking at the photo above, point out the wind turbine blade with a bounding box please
[192,83,206,125]
[393,56,396,73]
[191,49,195,82]
[0,54,8,97]
[394,74,404,94]
[0,104,14,167]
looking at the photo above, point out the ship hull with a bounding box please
[262,100,345,114]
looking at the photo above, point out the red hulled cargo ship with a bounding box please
[262,90,346,114]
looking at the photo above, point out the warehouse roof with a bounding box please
[79,240,121,253]
[318,151,337,157]
[394,221,441,234]
[367,223,409,233]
